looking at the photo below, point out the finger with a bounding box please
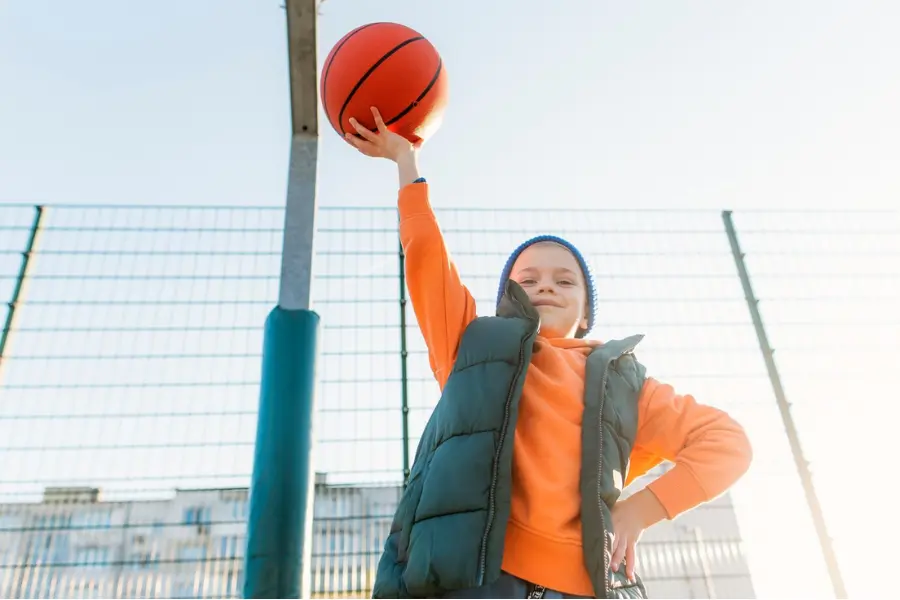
[371,107,388,133]
[344,132,377,155]
[625,540,637,582]
[348,117,379,143]
[610,534,625,572]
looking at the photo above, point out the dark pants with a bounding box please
[439,572,595,599]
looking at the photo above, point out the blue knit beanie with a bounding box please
[496,235,597,338]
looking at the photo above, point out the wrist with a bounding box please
[629,488,668,529]
[396,149,420,187]
[394,146,417,165]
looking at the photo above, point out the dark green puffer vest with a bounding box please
[373,282,649,599]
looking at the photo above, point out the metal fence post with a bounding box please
[398,240,411,486]
[243,1,319,598]
[692,527,717,600]
[0,205,44,386]
[722,210,848,599]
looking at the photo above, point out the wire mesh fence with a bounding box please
[719,210,900,598]
[0,204,897,598]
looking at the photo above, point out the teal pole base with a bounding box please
[243,307,320,599]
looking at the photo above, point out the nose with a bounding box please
[537,281,556,294]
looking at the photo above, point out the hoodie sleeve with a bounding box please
[398,182,478,389]
[633,378,753,519]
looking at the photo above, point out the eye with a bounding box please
[520,278,537,285]
[558,279,574,286]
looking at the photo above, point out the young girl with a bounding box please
[346,109,752,599]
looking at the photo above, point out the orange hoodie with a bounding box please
[398,182,752,596]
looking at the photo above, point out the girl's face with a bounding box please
[510,242,589,339]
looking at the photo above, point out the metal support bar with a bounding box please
[722,210,847,599]
[277,0,319,312]
[243,1,319,598]
[0,205,44,385]
[398,241,411,485]
[278,136,319,311]
[692,527,717,599]
[676,530,696,599]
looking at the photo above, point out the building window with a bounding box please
[34,513,73,533]
[224,567,242,598]
[230,499,248,521]
[71,510,110,530]
[183,506,211,526]
[74,545,110,567]
[52,533,71,563]
[219,535,241,559]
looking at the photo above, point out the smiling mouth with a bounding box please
[532,300,562,308]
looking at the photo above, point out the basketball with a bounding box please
[320,22,449,145]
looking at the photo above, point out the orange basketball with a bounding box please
[320,22,449,145]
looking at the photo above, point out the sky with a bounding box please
[1,1,900,599]
[2,0,899,210]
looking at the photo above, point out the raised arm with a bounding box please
[347,109,477,388]
[397,179,477,388]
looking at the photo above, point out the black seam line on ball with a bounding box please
[338,36,427,136]
[322,22,383,129]
[384,58,443,128]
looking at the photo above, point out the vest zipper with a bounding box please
[477,328,531,586]
[597,361,612,599]
[527,584,547,599]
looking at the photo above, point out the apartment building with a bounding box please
[0,470,753,598]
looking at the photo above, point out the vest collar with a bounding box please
[496,279,541,328]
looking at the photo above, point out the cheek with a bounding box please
[567,290,588,310]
